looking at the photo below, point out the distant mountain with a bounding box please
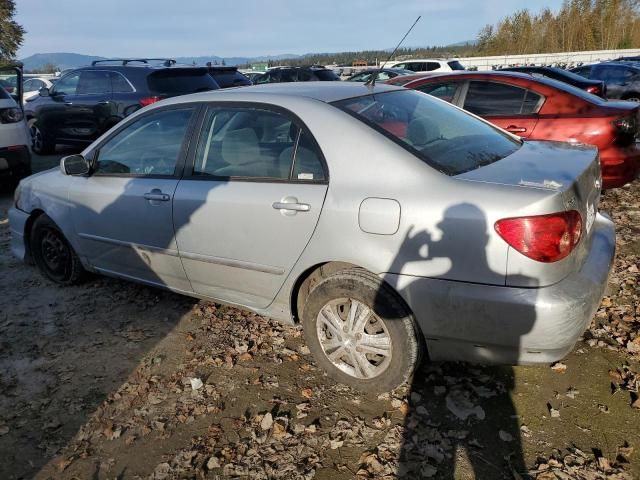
[20,52,303,71]
[447,39,478,47]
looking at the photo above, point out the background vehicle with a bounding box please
[207,65,252,88]
[0,63,31,187]
[244,71,265,82]
[385,58,465,73]
[345,68,414,82]
[571,62,640,102]
[253,66,340,83]
[499,66,606,98]
[11,83,613,393]
[23,77,57,103]
[391,71,640,188]
[24,58,220,154]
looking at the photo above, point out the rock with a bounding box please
[207,456,220,469]
[551,362,567,373]
[0,425,9,436]
[330,439,344,449]
[190,377,203,390]
[445,390,485,421]
[498,430,513,442]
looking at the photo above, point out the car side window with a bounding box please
[464,81,542,116]
[426,62,441,71]
[52,72,80,95]
[280,69,297,82]
[572,66,592,78]
[95,108,194,176]
[297,69,312,81]
[193,107,324,181]
[77,71,111,95]
[600,66,633,83]
[110,72,134,93]
[416,82,459,103]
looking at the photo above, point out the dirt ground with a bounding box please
[0,153,638,480]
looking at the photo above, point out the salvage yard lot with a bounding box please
[0,152,639,479]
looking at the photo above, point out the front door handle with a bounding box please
[144,190,170,202]
[97,100,110,105]
[272,196,310,215]
[64,101,73,106]
[506,125,527,133]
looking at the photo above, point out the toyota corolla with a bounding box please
[10,82,615,392]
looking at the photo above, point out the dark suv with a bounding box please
[25,58,220,154]
[207,65,252,88]
[253,66,340,84]
[571,62,640,102]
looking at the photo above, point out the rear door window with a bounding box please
[210,70,252,88]
[147,69,218,95]
[313,69,340,81]
[77,71,112,95]
[110,72,134,93]
[426,62,441,71]
[415,82,460,103]
[598,65,634,83]
[464,81,542,116]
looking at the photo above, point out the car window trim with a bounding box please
[181,101,329,185]
[87,102,203,179]
[459,80,546,117]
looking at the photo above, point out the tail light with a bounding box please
[495,210,582,263]
[139,96,162,107]
[0,107,24,124]
[613,115,639,144]
[585,85,601,96]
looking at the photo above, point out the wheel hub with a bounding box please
[316,298,392,380]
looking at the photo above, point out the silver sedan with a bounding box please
[10,82,615,392]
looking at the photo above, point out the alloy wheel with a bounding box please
[40,228,70,278]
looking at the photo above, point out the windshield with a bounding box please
[333,90,521,175]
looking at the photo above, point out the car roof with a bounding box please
[166,81,404,104]
[598,61,640,69]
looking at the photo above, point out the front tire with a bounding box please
[28,119,56,155]
[31,215,86,285]
[301,268,423,393]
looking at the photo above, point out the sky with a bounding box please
[16,0,566,59]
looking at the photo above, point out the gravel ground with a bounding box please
[0,152,638,479]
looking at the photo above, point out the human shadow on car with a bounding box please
[374,203,538,479]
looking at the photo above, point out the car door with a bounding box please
[173,104,328,309]
[461,80,542,138]
[57,70,115,143]
[68,105,198,292]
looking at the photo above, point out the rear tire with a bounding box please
[31,215,86,285]
[301,268,423,393]
[28,119,56,155]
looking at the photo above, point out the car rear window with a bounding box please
[333,90,521,175]
[314,69,340,81]
[447,60,465,70]
[209,70,252,88]
[147,69,219,95]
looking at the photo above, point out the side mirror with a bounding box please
[60,154,90,176]
[39,87,50,97]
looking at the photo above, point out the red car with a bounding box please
[387,71,640,189]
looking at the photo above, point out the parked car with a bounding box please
[23,77,57,103]
[207,65,252,88]
[571,62,640,102]
[24,58,220,154]
[388,71,640,188]
[614,56,640,63]
[10,82,614,392]
[253,66,340,83]
[346,68,414,82]
[0,64,31,186]
[385,58,465,73]
[245,71,266,82]
[499,66,606,98]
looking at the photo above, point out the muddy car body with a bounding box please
[10,82,615,392]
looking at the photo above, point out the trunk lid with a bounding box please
[457,140,602,282]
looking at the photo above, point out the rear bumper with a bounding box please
[9,206,29,261]
[600,144,640,189]
[386,213,616,365]
[0,145,31,181]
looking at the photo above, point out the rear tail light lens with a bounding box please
[585,85,601,96]
[0,107,24,124]
[139,96,162,107]
[495,210,582,263]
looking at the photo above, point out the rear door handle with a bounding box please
[506,125,527,133]
[64,102,73,106]
[272,196,310,214]
[144,191,170,202]
[97,100,110,105]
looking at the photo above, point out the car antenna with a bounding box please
[366,15,421,88]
